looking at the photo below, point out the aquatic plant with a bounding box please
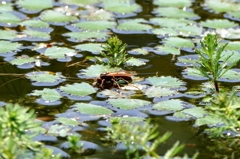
[67,135,83,153]
[95,36,131,67]
[195,34,239,92]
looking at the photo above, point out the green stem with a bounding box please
[214,80,219,93]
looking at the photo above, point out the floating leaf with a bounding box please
[152,28,178,36]
[217,28,240,39]
[126,58,146,66]
[184,67,204,77]
[75,103,113,115]
[65,32,108,41]
[165,37,194,48]
[103,1,141,14]
[176,25,202,36]
[56,117,79,126]
[0,41,21,53]
[60,0,99,6]
[228,11,240,19]
[117,20,152,31]
[47,124,71,137]
[82,9,114,21]
[0,12,21,24]
[153,99,184,111]
[221,69,240,80]
[206,0,239,12]
[0,3,13,12]
[147,76,184,87]
[154,7,198,18]
[60,83,96,96]
[110,117,145,122]
[225,42,240,51]
[108,99,150,109]
[220,50,240,64]
[41,10,78,23]
[17,0,52,11]
[173,112,191,118]
[200,19,238,29]
[27,72,63,83]
[74,43,103,53]
[74,21,116,31]
[10,57,35,65]
[151,18,192,27]
[181,107,206,118]
[44,46,76,59]
[155,46,180,55]
[81,65,120,77]
[31,88,61,102]
[23,30,50,39]
[0,30,17,40]
[143,86,176,98]
[128,48,148,55]
[20,20,49,28]
[154,0,191,7]
[100,89,129,98]
[195,115,223,126]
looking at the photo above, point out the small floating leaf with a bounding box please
[75,103,113,115]
[103,1,141,14]
[126,58,146,66]
[31,88,61,102]
[152,28,178,36]
[110,116,145,122]
[0,30,17,40]
[47,125,71,137]
[65,32,108,41]
[184,67,204,77]
[44,46,76,59]
[217,28,240,39]
[154,0,191,7]
[181,107,206,118]
[143,86,176,98]
[56,117,79,126]
[82,9,114,21]
[60,0,99,6]
[195,115,223,126]
[154,7,198,18]
[81,65,120,77]
[23,30,50,39]
[27,72,63,83]
[0,3,13,12]
[108,99,150,109]
[74,43,103,53]
[129,48,148,55]
[41,10,78,23]
[17,0,52,11]
[176,25,203,36]
[221,69,240,80]
[74,21,116,31]
[0,41,22,53]
[200,19,238,29]
[117,20,152,31]
[20,20,49,28]
[10,57,35,65]
[151,18,192,27]
[225,42,240,51]
[0,12,21,24]
[155,46,180,55]
[147,76,184,87]
[220,51,240,64]
[206,0,239,12]
[165,37,194,48]
[60,83,96,96]
[153,99,184,111]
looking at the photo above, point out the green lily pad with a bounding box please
[153,99,184,111]
[154,7,198,18]
[74,43,103,53]
[0,30,17,40]
[17,0,52,11]
[0,12,21,24]
[117,19,152,31]
[221,70,240,80]
[200,19,238,29]
[82,9,114,21]
[147,76,184,87]
[27,72,63,83]
[60,0,99,6]
[151,18,192,27]
[100,89,130,98]
[155,46,180,55]
[154,0,191,7]
[41,10,78,23]
[181,107,206,118]
[143,86,176,98]
[184,67,204,77]
[19,20,49,28]
[0,3,13,12]
[81,65,120,77]
[173,112,191,118]
[110,116,145,122]
[152,28,178,36]
[228,11,240,19]
[65,32,108,41]
[195,115,223,126]
[47,124,71,137]
[103,1,141,14]
[165,37,194,48]
[44,46,76,59]
[129,48,148,55]
[126,58,146,66]
[60,83,96,96]
[225,42,240,51]
[0,41,22,53]
[217,28,240,39]
[56,117,79,126]
[74,21,116,31]
[75,103,113,115]
[206,0,239,12]
[10,57,36,65]
[176,25,203,36]
[220,50,240,63]
[31,88,62,102]
[23,30,50,39]
[108,99,151,109]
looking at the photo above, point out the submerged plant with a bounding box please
[195,34,239,92]
[95,36,131,67]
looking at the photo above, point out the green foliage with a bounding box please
[195,34,239,92]
[67,135,83,153]
[95,36,131,67]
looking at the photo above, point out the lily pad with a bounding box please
[82,9,114,21]
[195,115,223,126]
[217,28,240,39]
[151,18,192,27]
[60,83,96,96]
[184,67,205,77]
[75,103,113,115]
[27,72,63,83]
[225,42,240,51]
[126,58,146,66]
[143,86,176,98]
[0,3,13,12]
[176,25,203,36]
[74,21,116,31]
[10,57,36,65]
[152,28,178,36]
[154,7,198,19]
[220,50,240,63]
[41,10,78,23]
[65,32,108,41]
[81,65,120,77]
[60,0,99,6]
[0,30,17,40]
[221,69,240,80]
[128,48,148,55]
[154,0,191,7]
[103,1,141,14]
[0,41,22,53]
[117,19,152,31]
[206,0,239,12]
[228,11,240,19]
[181,107,206,118]
[147,76,184,87]
[56,117,79,126]
[110,116,145,122]
[17,0,52,11]
[173,112,191,118]
[165,37,194,48]
[108,99,151,109]
[153,99,184,111]
[74,43,103,53]
[20,20,49,28]
[44,46,76,59]
[154,46,180,55]
[200,19,238,29]
[0,12,21,25]
[23,30,50,39]
[47,124,71,137]
[31,88,62,102]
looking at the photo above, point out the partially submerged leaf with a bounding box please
[75,103,113,115]
[108,99,151,109]
[147,76,185,87]
[217,28,240,39]
[181,107,206,118]
[31,88,62,102]
[195,115,223,126]
[81,65,120,77]
[60,83,96,96]
[47,124,71,137]
[153,99,184,111]
[143,86,176,98]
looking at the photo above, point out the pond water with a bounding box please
[0,0,240,158]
